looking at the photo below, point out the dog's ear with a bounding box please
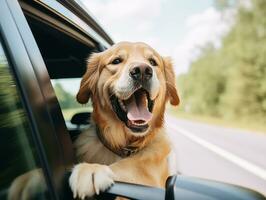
[76,53,102,104]
[163,56,180,106]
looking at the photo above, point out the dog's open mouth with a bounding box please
[110,88,154,133]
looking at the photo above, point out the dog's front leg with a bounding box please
[69,163,115,199]
[110,139,170,188]
[69,157,168,200]
[69,132,171,199]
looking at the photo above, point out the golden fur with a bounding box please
[7,42,180,200]
[70,41,179,198]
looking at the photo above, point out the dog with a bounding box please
[69,41,180,199]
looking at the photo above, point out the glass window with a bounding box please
[0,40,49,199]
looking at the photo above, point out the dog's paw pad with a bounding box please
[69,163,114,199]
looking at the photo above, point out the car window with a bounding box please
[51,79,92,121]
[0,40,50,199]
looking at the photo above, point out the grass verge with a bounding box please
[167,109,266,134]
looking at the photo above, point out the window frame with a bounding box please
[0,0,79,199]
[0,0,112,199]
[0,5,58,200]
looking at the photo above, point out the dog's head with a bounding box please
[77,42,179,137]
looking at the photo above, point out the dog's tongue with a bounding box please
[125,91,152,122]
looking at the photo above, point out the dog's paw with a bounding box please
[69,163,115,199]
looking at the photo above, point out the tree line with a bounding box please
[177,0,266,124]
[53,83,80,109]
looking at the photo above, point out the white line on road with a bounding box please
[167,123,266,181]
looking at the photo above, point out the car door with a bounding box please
[0,0,74,199]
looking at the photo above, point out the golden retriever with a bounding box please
[69,41,180,199]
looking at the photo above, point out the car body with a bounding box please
[0,0,265,199]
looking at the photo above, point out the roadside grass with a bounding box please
[62,107,92,121]
[167,108,266,134]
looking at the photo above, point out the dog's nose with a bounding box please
[130,64,153,82]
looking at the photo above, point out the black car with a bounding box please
[0,0,265,199]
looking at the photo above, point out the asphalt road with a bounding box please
[165,115,266,196]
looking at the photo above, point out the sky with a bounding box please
[80,0,234,75]
[59,0,235,95]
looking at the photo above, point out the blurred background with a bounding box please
[76,0,266,131]
[51,0,266,195]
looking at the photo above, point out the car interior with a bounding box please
[24,10,95,141]
[16,4,266,200]
[21,9,177,200]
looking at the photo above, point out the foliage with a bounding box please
[214,0,237,10]
[53,82,81,109]
[177,0,266,124]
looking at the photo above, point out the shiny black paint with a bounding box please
[0,0,111,199]
[166,175,266,200]
[98,175,266,200]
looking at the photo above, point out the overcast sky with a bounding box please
[80,0,234,75]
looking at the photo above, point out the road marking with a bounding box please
[167,123,266,181]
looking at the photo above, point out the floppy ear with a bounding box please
[163,57,180,106]
[76,53,101,104]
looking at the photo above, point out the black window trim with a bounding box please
[0,0,75,199]
[33,0,113,48]
[0,1,57,200]
[20,0,96,48]
[0,0,112,199]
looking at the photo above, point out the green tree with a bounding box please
[220,0,266,122]
[53,83,79,109]
[177,0,266,124]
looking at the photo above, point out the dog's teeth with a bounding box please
[132,121,147,126]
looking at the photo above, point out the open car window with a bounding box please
[23,5,97,126]
[51,78,92,121]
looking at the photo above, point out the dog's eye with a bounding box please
[149,58,157,66]
[111,58,123,65]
